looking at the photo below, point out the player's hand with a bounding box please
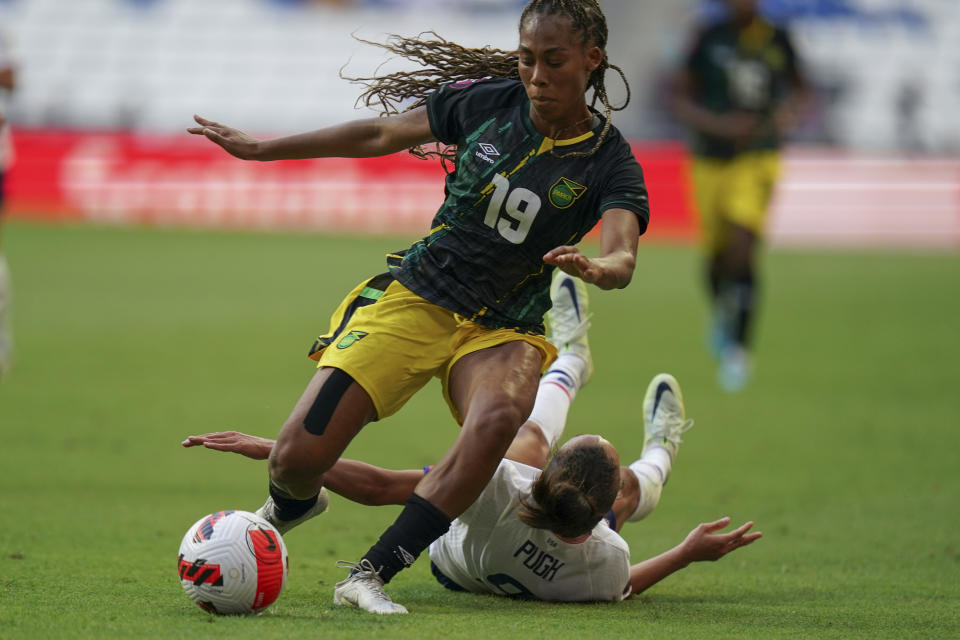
[773,103,800,137]
[680,516,762,563]
[181,430,274,460]
[716,111,762,143]
[543,246,604,285]
[187,115,262,160]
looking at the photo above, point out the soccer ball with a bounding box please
[177,510,288,615]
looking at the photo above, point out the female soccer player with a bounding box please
[188,0,649,613]
[671,0,809,391]
[0,30,16,378]
[184,365,761,603]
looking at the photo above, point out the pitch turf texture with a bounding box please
[1,221,958,639]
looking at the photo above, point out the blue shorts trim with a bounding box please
[430,561,466,592]
[604,508,617,532]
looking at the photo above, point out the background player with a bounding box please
[188,0,649,613]
[671,0,809,391]
[185,276,760,603]
[0,28,16,378]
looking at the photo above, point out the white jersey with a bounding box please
[428,459,632,602]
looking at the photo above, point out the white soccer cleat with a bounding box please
[255,487,330,535]
[545,271,593,385]
[333,559,409,615]
[642,373,694,462]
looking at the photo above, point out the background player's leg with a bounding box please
[716,223,758,391]
[707,249,728,357]
[693,157,732,360]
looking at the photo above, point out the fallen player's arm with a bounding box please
[628,517,762,595]
[322,460,424,506]
[182,431,423,506]
[182,431,274,459]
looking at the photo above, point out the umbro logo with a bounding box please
[395,545,416,567]
[478,142,500,156]
[475,142,501,164]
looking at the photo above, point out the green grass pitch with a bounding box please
[1,221,958,639]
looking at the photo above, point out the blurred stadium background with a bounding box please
[1,3,959,635]
[0,0,957,247]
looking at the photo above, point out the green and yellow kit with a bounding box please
[388,77,649,333]
[685,17,801,159]
[308,79,648,420]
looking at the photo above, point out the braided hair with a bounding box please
[516,442,620,539]
[342,0,629,163]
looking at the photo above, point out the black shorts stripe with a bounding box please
[307,272,394,357]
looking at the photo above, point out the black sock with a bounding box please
[729,273,757,347]
[707,262,721,300]
[269,481,318,521]
[359,494,451,584]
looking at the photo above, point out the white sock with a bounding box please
[546,353,588,393]
[527,354,586,448]
[627,447,673,522]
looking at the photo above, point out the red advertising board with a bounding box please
[4,129,697,239]
[9,130,956,248]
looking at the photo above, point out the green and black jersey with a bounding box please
[685,17,801,158]
[388,78,649,332]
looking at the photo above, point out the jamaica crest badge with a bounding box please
[336,330,369,350]
[548,177,587,209]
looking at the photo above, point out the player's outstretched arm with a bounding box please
[543,209,639,290]
[186,106,435,161]
[182,431,423,506]
[627,517,762,595]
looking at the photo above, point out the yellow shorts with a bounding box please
[308,274,557,424]
[690,150,781,252]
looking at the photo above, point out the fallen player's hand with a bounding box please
[681,516,762,563]
[181,430,274,460]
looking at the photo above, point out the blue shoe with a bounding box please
[718,346,751,393]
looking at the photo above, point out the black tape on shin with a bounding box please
[303,368,356,435]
